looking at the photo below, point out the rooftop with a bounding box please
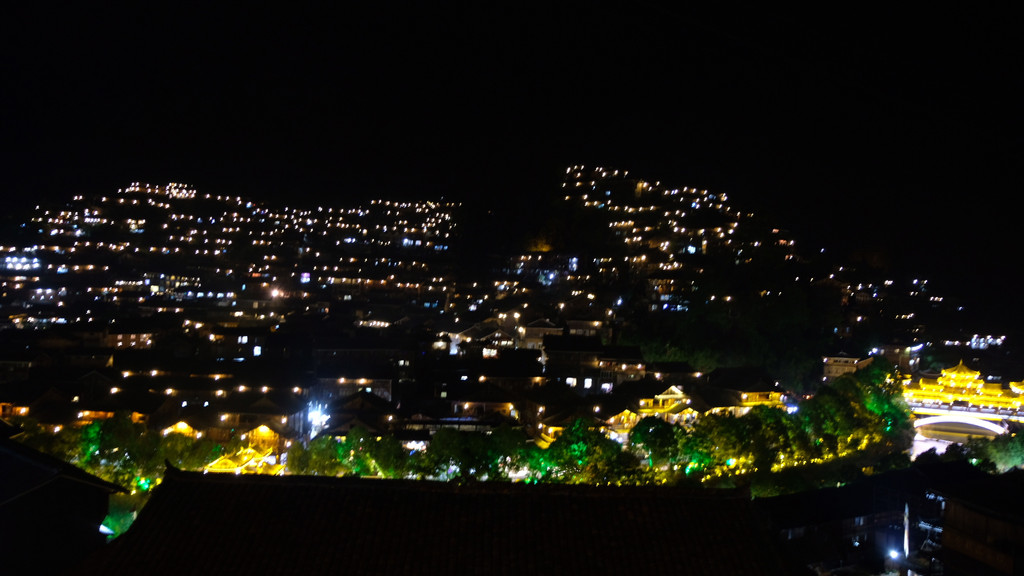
[79,467,798,575]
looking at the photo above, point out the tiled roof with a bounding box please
[78,468,796,575]
[0,433,125,499]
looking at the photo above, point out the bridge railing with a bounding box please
[906,401,1023,417]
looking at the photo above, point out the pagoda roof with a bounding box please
[612,377,678,400]
[525,318,559,329]
[328,389,396,413]
[943,360,981,379]
[203,447,283,475]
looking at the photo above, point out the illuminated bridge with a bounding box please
[903,361,1024,438]
[908,405,1014,436]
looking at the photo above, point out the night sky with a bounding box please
[3,6,1021,305]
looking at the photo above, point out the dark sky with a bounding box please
[3,6,1021,293]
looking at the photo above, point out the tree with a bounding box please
[8,416,84,464]
[158,432,221,472]
[338,426,381,476]
[285,440,311,474]
[483,424,531,480]
[745,405,805,470]
[707,413,760,470]
[798,379,867,456]
[544,419,640,484]
[81,411,160,490]
[677,422,717,475]
[983,433,1024,473]
[421,428,490,481]
[370,433,409,479]
[629,417,680,467]
[287,435,344,475]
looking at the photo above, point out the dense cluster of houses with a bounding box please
[4,171,1021,575]
[0,171,809,458]
[0,312,791,455]
[0,168,959,461]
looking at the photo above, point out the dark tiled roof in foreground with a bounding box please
[78,468,798,575]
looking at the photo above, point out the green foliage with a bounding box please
[419,425,531,481]
[7,365,917,502]
[285,425,417,479]
[857,357,897,389]
[286,435,345,476]
[688,414,754,470]
[977,433,1024,473]
[370,433,410,479]
[677,421,717,474]
[669,368,913,486]
[929,438,1013,475]
[79,422,103,467]
[629,416,680,467]
[101,492,150,540]
[796,371,913,459]
[745,405,806,469]
[338,426,385,476]
[799,382,862,453]
[541,419,642,484]
[285,439,311,474]
[488,424,531,474]
[10,413,249,492]
[421,428,489,480]
[160,433,223,471]
[8,416,85,463]
[71,412,159,489]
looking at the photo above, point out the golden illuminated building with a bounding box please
[245,423,279,449]
[161,420,200,438]
[903,361,1024,420]
[203,445,284,475]
[604,386,703,443]
[636,385,700,423]
[821,354,873,381]
[605,409,640,440]
[737,389,786,407]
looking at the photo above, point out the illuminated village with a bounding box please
[3,168,1023,575]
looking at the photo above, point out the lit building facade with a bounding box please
[822,354,873,381]
[903,361,1024,420]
